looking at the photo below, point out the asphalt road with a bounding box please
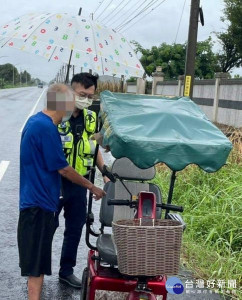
[0,87,228,300]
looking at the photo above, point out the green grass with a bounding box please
[153,148,242,298]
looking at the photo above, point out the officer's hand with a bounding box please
[90,185,106,200]
[104,146,110,153]
[91,133,103,145]
[103,176,110,184]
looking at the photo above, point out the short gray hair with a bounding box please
[45,84,74,111]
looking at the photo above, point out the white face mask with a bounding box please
[62,111,73,122]
[75,95,93,110]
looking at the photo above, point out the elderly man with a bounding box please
[18,83,105,300]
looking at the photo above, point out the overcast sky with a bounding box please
[1,0,239,81]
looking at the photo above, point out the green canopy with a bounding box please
[99,91,232,172]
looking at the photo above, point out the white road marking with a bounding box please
[19,88,47,133]
[0,161,10,182]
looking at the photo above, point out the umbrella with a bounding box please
[0,12,144,78]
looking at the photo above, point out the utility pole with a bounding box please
[184,0,201,99]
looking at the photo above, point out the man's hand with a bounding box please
[59,166,106,200]
[90,185,106,200]
[103,176,110,184]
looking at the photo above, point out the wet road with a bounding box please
[0,87,227,300]
[0,87,114,300]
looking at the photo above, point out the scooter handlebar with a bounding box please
[107,199,132,206]
[102,165,116,183]
[157,203,184,212]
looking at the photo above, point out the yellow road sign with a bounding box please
[184,75,191,97]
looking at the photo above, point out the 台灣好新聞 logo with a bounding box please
[165,277,184,294]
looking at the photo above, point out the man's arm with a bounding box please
[58,166,105,200]
[96,149,110,183]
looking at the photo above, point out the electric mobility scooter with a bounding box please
[80,91,232,300]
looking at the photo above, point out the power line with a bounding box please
[108,0,148,29]
[93,0,106,16]
[103,0,130,26]
[157,0,187,96]
[114,0,152,30]
[118,0,159,31]
[95,0,115,21]
[120,0,168,32]
[100,0,127,23]
[174,0,187,44]
[115,0,153,30]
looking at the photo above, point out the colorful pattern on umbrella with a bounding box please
[0,12,144,77]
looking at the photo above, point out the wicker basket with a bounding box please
[112,219,183,276]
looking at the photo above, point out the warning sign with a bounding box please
[184,76,191,97]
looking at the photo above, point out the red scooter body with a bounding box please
[86,250,167,300]
[83,192,167,300]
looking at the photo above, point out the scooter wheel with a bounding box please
[80,267,88,300]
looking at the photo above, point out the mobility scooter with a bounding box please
[81,91,232,300]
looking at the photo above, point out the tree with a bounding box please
[216,31,242,72]
[223,0,242,55]
[233,74,242,78]
[131,41,186,78]
[0,64,32,87]
[21,70,31,84]
[195,37,220,79]
[131,38,218,79]
[12,66,19,84]
[214,0,242,72]
[0,64,14,82]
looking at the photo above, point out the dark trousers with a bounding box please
[58,178,87,277]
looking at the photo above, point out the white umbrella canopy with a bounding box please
[0,12,144,77]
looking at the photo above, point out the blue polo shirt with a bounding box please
[20,111,68,212]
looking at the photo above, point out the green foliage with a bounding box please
[21,70,31,84]
[0,63,32,88]
[0,63,15,82]
[152,147,242,290]
[131,38,219,79]
[195,37,220,78]
[216,31,242,72]
[233,74,242,79]
[223,0,242,56]
[126,76,137,82]
[215,0,242,72]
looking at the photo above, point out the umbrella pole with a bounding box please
[165,171,177,219]
[85,117,101,250]
[65,50,73,84]
[64,8,82,84]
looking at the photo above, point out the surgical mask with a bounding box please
[75,95,93,110]
[62,111,73,122]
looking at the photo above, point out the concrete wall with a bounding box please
[126,79,242,128]
[156,81,178,96]
[126,82,137,94]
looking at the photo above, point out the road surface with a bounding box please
[0,87,228,299]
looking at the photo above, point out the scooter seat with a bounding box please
[96,234,117,266]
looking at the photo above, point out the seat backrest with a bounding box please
[99,158,162,227]
[111,157,155,181]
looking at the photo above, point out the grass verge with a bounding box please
[153,136,242,299]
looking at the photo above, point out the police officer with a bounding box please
[58,73,108,288]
